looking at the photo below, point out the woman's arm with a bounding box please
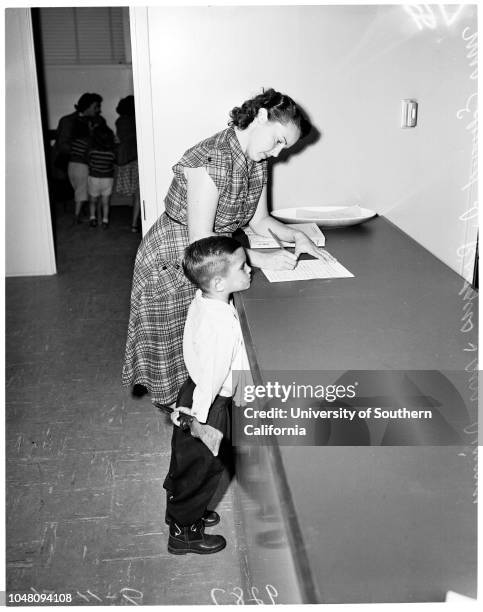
[249,185,301,241]
[247,185,324,267]
[245,186,295,269]
[55,115,74,157]
[185,167,219,243]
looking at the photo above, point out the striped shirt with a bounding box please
[70,138,89,164]
[88,149,116,178]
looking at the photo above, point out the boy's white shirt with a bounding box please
[183,289,250,423]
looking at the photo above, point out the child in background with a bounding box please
[164,236,251,555]
[87,125,116,229]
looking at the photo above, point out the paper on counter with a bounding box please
[261,250,354,283]
[245,222,325,248]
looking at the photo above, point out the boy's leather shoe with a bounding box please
[165,509,220,527]
[168,520,226,555]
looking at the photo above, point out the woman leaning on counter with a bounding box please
[122,88,323,407]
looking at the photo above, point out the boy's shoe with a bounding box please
[168,520,226,555]
[165,509,220,528]
[200,510,220,527]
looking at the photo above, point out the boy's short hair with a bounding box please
[91,124,115,151]
[183,236,242,290]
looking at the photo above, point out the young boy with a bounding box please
[163,235,251,555]
[87,124,116,229]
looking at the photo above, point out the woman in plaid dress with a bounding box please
[122,89,322,406]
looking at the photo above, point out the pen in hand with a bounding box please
[268,228,301,266]
[268,228,289,251]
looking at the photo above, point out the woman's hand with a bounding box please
[254,249,298,271]
[293,232,326,259]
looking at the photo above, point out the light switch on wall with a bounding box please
[401,99,418,128]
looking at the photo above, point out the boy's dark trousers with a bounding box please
[163,377,232,526]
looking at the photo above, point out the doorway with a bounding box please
[30,6,141,268]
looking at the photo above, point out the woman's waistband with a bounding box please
[164,210,240,237]
[164,211,187,227]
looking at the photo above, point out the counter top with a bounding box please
[234,216,477,603]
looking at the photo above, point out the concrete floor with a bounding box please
[6,200,242,605]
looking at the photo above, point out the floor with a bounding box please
[5,198,242,605]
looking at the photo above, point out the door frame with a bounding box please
[5,8,56,276]
[129,7,161,235]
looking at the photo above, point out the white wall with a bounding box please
[142,5,477,280]
[5,9,56,277]
[44,65,133,132]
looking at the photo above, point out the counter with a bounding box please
[233,216,477,603]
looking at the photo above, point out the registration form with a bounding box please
[262,250,354,283]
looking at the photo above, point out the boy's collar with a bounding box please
[196,288,233,307]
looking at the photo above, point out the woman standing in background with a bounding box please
[115,95,140,232]
[53,93,105,223]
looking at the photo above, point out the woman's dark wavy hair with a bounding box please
[116,95,135,117]
[75,93,103,113]
[229,88,311,138]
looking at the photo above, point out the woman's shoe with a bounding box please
[131,383,148,398]
[89,218,98,227]
[102,221,109,230]
[201,510,221,527]
[131,225,139,233]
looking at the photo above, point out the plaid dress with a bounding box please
[115,160,139,196]
[122,127,268,404]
